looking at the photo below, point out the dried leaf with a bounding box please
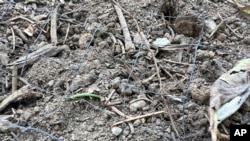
[217,90,250,123]
[209,58,250,141]
[23,25,34,37]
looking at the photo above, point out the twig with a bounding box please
[61,6,86,16]
[110,106,132,119]
[0,86,41,112]
[113,111,165,126]
[108,33,117,55]
[0,16,35,25]
[209,13,225,38]
[164,59,190,66]
[11,66,17,93]
[106,89,116,102]
[128,122,135,134]
[217,12,243,39]
[117,39,126,54]
[10,27,15,53]
[106,101,122,106]
[7,44,68,69]
[129,98,152,104]
[164,106,180,137]
[209,20,224,38]
[171,132,176,141]
[142,72,157,84]
[17,77,32,87]
[51,7,58,45]
[13,27,29,43]
[153,44,191,51]
[159,63,173,79]
[113,3,135,51]
[63,23,70,44]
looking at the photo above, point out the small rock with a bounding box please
[197,50,215,60]
[79,33,92,48]
[129,100,147,112]
[71,134,78,141]
[33,106,41,113]
[19,111,33,126]
[47,80,55,87]
[156,118,162,125]
[242,36,250,45]
[205,19,217,33]
[230,36,239,41]
[111,77,121,89]
[124,87,133,95]
[94,120,105,126]
[88,84,100,93]
[152,38,171,47]
[190,86,209,103]
[119,83,133,95]
[86,125,95,132]
[216,33,227,42]
[133,119,141,126]
[112,127,122,136]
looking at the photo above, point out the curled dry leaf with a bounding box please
[23,24,34,37]
[209,58,250,141]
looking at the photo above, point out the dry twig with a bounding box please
[11,66,17,93]
[113,111,165,126]
[113,3,135,51]
[0,86,41,112]
[0,16,35,25]
[164,59,190,66]
[10,27,15,53]
[110,106,132,119]
[7,44,69,69]
[63,23,70,44]
[51,7,58,45]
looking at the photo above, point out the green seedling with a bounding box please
[64,93,101,101]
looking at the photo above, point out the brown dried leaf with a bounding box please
[209,58,250,141]
[23,25,34,37]
[210,71,249,110]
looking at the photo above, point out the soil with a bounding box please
[1,0,250,141]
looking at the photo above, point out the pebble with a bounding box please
[205,19,217,33]
[94,120,105,126]
[216,33,227,42]
[129,100,147,112]
[197,50,215,60]
[112,127,122,136]
[242,37,250,45]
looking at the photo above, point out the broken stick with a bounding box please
[113,4,135,51]
[113,111,165,126]
[51,7,58,45]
